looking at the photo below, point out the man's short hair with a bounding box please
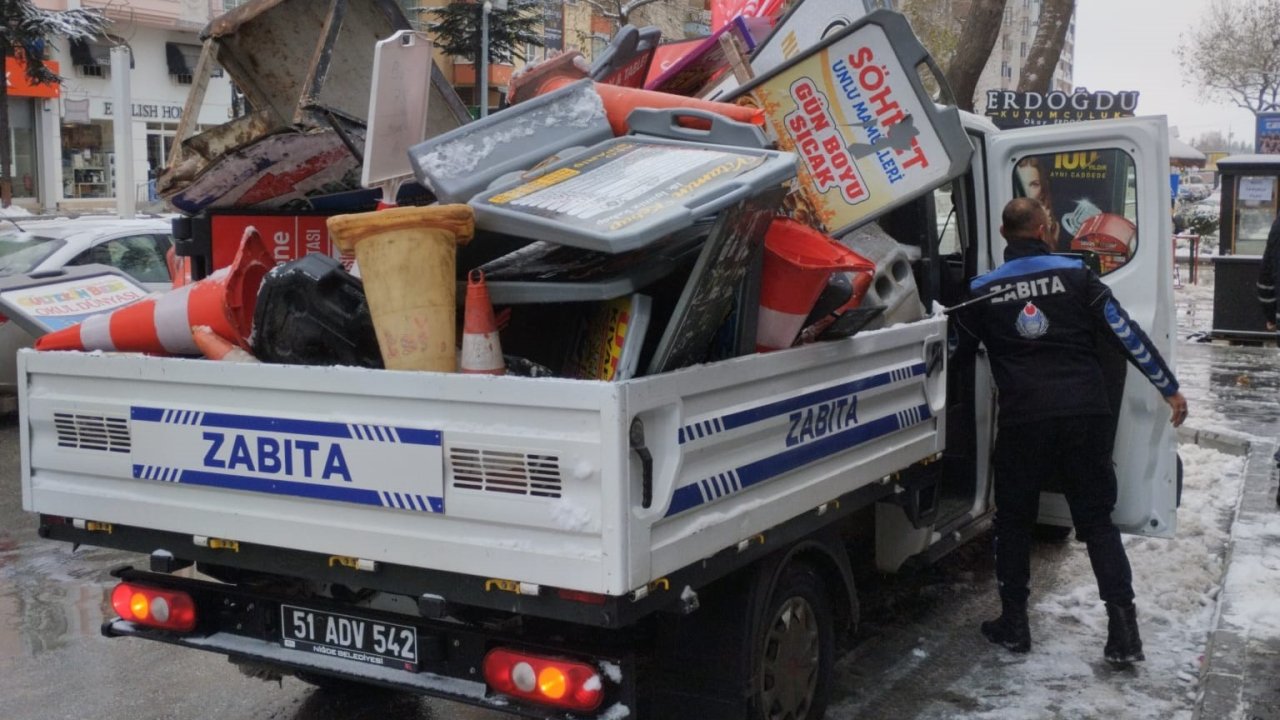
[1002,197,1047,238]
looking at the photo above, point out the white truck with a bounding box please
[17,111,1179,719]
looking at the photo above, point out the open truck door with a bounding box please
[983,116,1178,538]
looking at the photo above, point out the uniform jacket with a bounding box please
[1256,216,1280,323]
[955,240,1178,426]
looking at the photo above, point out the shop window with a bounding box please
[68,235,173,284]
[1233,176,1278,256]
[61,123,114,199]
[1012,148,1139,275]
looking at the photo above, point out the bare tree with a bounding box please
[0,0,107,207]
[900,0,961,69]
[1176,0,1280,114]
[945,0,1009,112]
[581,0,670,32]
[1017,0,1073,92]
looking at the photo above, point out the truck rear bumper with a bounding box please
[102,567,636,719]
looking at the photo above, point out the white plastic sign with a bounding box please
[0,271,150,333]
[363,31,434,197]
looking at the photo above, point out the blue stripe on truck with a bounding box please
[131,464,444,512]
[131,406,441,446]
[665,403,933,518]
[677,363,924,445]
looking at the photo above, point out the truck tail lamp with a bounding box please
[483,648,604,712]
[110,582,197,632]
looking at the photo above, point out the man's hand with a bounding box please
[1267,321,1277,331]
[1165,392,1189,428]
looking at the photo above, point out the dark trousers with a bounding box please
[992,415,1135,606]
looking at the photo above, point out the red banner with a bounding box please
[5,57,61,98]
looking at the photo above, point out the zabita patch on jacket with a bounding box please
[987,275,1067,304]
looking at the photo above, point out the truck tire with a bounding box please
[752,563,835,720]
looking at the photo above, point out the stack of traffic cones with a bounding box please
[36,227,272,355]
[460,270,505,375]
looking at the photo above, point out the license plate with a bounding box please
[280,604,419,672]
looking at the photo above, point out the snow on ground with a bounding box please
[925,275,1261,719]
[939,444,1246,720]
[0,204,33,218]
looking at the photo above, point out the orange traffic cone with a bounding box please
[460,270,505,375]
[192,325,260,362]
[36,227,272,355]
[508,51,764,136]
[165,246,192,289]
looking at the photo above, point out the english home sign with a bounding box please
[984,89,1139,129]
[100,101,184,120]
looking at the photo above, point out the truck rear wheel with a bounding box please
[753,563,834,720]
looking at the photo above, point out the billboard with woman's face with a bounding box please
[1013,148,1139,275]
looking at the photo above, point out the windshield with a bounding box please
[0,233,66,276]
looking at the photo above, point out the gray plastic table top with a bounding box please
[470,135,797,253]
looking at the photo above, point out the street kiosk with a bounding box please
[1211,154,1280,340]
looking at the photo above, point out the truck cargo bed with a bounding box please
[20,315,946,600]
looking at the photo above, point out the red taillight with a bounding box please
[0,312,8,325]
[110,582,197,632]
[556,588,607,605]
[483,648,604,712]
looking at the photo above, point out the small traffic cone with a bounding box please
[166,246,192,289]
[460,270,505,375]
[508,51,764,136]
[36,227,272,355]
[192,325,260,362]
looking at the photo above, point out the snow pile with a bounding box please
[1220,513,1280,636]
[0,204,32,218]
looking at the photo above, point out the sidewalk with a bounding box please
[1195,430,1280,720]
[1175,281,1280,719]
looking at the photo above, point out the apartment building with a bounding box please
[975,0,1076,102]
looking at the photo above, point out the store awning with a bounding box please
[70,38,133,69]
[165,42,222,79]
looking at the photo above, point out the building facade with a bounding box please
[974,0,1075,103]
[9,0,233,212]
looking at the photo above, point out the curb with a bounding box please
[1178,425,1253,456]
[1192,436,1277,720]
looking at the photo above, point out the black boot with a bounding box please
[1104,602,1145,666]
[981,598,1031,653]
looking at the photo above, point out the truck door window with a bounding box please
[1233,176,1278,255]
[1012,148,1138,275]
[934,186,961,255]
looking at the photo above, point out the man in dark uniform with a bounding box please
[1255,213,1280,482]
[955,198,1189,666]
[1256,213,1280,333]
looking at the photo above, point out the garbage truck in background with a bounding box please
[14,7,1179,720]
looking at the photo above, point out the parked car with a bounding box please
[1178,181,1211,202]
[0,218,175,403]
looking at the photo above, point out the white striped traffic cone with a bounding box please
[36,227,272,355]
[460,270,505,375]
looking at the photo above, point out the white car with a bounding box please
[0,218,176,404]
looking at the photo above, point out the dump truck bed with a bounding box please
[20,315,945,599]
